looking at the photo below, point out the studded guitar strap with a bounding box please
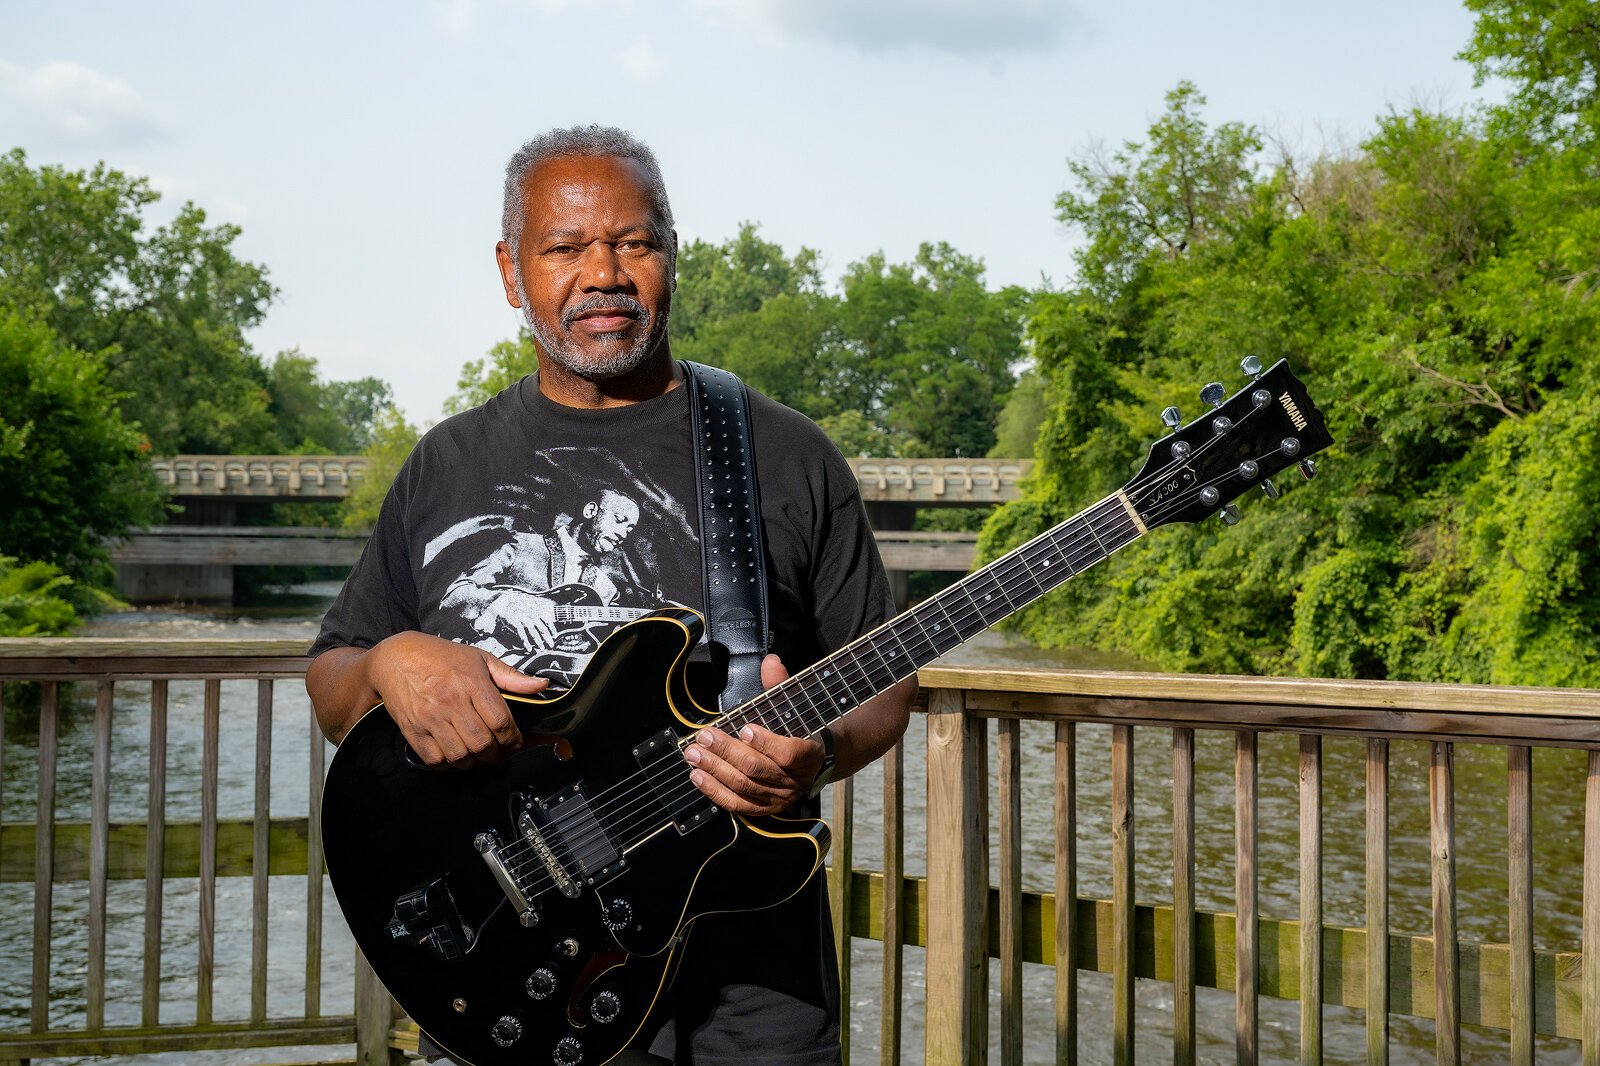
[683,361,770,710]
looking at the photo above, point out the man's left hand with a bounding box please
[683,653,826,816]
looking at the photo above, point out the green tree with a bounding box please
[341,407,422,530]
[672,223,824,343]
[267,350,394,452]
[0,312,163,586]
[446,332,538,415]
[0,150,390,457]
[983,63,1600,686]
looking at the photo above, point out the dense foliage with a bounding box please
[0,150,399,613]
[0,150,392,456]
[981,4,1600,685]
[0,311,163,591]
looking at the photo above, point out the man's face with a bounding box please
[580,491,640,554]
[497,155,675,381]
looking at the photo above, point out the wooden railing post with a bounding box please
[926,687,988,1064]
[354,948,405,1066]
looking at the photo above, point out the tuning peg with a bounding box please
[1240,355,1263,377]
[1260,478,1281,499]
[1200,382,1226,409]
[1160,406,1182,430]
[1298,459,1318,480]
[1219,503,1242,526]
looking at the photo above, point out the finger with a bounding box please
[687,765,764,815]
[467,681,524,745]
[760,653,789,690]
[694,727,787,785]
[482,653,549,695]
[434,719,482,770]
[738,724,819,775]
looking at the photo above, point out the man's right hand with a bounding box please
[362,631,549,769]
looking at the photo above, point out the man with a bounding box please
[440,483,652,683]
[306,125,916,1064]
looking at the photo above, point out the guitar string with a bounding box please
[495,443,1279,891]
[493,494,1142,887]
[494,490,1161,889]
[496,435,1287,891]
[494,430,1283,891]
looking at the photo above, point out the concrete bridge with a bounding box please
[121,455,1032,603]
[150,454,1029,505]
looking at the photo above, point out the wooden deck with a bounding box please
[1,640,1597,1063]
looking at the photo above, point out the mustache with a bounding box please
[561,294,648,330]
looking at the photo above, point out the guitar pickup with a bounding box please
[634,730,719,835]
[386,878,474,962]
[537,785,624,885]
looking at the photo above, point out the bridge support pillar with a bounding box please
[865,502,919,612]
[115,499,239,605]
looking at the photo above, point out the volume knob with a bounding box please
[604,898,634,934]
[526,967,558,1001]
[590,988,622,1024]
[490,1014,523,1048]
[554,1035,584,1065]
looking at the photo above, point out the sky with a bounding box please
[3,0,1498,429]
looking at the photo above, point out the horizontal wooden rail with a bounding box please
[832,869,1586,1039]
[1,818,313,881]
[0,1017,357,1059]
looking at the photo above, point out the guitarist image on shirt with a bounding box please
[441,484,656,687]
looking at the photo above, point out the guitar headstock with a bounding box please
[1123,358,1333,531]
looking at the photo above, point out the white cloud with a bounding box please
[693,0,1076,56]
[0,59,167,149]
[620,36,663,80]
[429,0,480,38]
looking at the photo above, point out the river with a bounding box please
[0,586,1585,1063]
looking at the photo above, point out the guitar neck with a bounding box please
[720,489,1147,741]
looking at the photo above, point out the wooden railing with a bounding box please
[0,640,402,1066]
[827,666,1600,1064]
[5,642,1600,1064]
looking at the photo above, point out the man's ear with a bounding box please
[669,229,679,293]
[495,241,523,308]
[582,501,599,520]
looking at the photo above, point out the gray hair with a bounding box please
[501,125,675,260]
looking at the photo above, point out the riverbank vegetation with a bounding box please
[981,0,1600,685]
[0,150,396,631]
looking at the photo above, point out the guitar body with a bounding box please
[322,608,829,1066]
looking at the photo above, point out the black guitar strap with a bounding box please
[683,361,770,711]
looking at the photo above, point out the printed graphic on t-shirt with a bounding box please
[419,447,698,687]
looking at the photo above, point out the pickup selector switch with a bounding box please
[590,989,622,1024]
[554,1035,584,1065]
[490,1014,523,1048]
[526,967,558,1001]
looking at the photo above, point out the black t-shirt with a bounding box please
[312,366,894,704]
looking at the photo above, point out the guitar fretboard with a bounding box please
[720,492,1144,742]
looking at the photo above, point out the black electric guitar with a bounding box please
[321,359,1332,1066]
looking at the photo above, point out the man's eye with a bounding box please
[619,240,653,253]
[546,244,579,256]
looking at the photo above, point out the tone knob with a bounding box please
[554,1035,584,1065]
[526,967,558,1001]
[491,1014,523,1048]
[589,988,622,1024]
[604,898,634,933]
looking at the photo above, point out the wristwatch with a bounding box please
[808,727,837,798]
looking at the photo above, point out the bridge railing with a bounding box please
[827,666,1600,1064]
[6,642,1598,1064]
[0,640,401,1066]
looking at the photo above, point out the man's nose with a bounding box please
[578,241,625,291]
